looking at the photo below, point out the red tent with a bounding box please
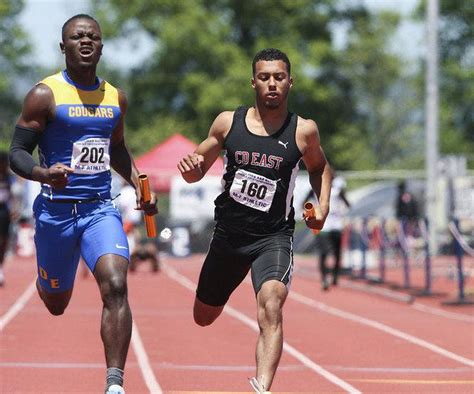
[135,133,224,192]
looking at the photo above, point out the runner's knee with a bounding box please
[258,297,283,326]
[37,282,71,315]
[40,294,70,316]
[99,273,127,305]
[193,298,223,326]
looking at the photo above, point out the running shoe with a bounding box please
[105,384,125,394]
[249,377,271,393]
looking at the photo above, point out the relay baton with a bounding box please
[138,174,157,238]
[303,201,320,234]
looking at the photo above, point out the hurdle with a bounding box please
[398,219,411,289]
[410,218,445,297]
[442,220,474,305]
[344,217,414,304]
[369,218,387,284]
[350,217,369,280]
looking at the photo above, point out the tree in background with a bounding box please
[92,0,367,163]
[334,10,424,170]
[415,0,473,167]
[437,0,473,166]
[0,0,32,150]
[90,0,470,172]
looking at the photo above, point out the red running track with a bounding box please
[1,253,473,393]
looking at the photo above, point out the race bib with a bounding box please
[229,169,277,212]
[71,138,110,174]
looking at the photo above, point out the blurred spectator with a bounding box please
[129,239,159,273]
[395,180,421,248]
[10,177,40,258]
[395,180,419,222]
[0,152,13,286]
[306,169,350,290]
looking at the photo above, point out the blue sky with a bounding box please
[20,0,422,69]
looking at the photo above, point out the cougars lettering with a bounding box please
[235,151,283,169]
[69,106,114,118]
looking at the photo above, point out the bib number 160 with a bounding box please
[241,179,267,199]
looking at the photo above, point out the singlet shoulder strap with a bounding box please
[233,106,248,122]
[224,106,248,143]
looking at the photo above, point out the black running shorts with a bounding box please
[196,226,294,307]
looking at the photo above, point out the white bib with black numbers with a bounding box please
[229,169,277,212]
[70,138,110,174]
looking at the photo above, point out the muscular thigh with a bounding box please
[250,233,294,294]
[80,202,129,273]
[196,236,251,307]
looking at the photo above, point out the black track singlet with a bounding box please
[214,106,302,236]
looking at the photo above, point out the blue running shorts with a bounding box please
[33,196,129,293]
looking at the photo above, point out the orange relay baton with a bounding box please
[138,174,157,238]
[303,201,320,235]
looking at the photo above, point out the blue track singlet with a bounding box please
[38,70,121,200]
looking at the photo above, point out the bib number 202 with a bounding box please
[79,147,105,164]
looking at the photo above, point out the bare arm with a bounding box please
[12,84,74,188]
[177,111,233,183]
[296,118,332,230]
[110,90,138,186]
[110,90,157,214]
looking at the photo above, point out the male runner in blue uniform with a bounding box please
[9,14,157,394]
[177,48,332,392]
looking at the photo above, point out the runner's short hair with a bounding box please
[252,48,291,76]
[62,14,100,40]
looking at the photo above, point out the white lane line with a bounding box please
[131,320,163,394]
[1,277,164,393]
[328,366,473,373]
[289,291,474,367]
[0,361,302,371]
[0,362,108,368]
[412,302,474,323]
[0,277,37,331]
[163,264,361,394]
[2,361,470,374]
[296,267,474,323]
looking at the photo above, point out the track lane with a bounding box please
[167,254,473,393]
[1,266,149,393]
[1,253,473,393]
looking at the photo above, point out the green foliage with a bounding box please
[438,0,474,164]
[87,0,470,170]
[91,0,364,162]
[336,10,423,169]
[415,0,474,166]
[0,0,32,146]
[126,115,193,156]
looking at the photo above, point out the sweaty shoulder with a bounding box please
[209,110,235,140]
[29,83,55,103]
[295,116,320,155]
[17,83,55,130]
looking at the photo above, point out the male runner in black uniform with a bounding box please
[177,48,331,392]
